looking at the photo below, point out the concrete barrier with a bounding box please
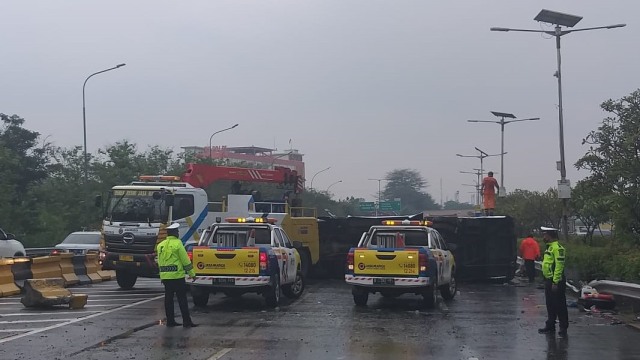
[84,253,102,283]
[0,259,21,297]
[21,278,87,309]
[11,257,32,289]
[55,253,80,286]
[71,255,91,285]
[94,254,115,280]
[31,256,63,279]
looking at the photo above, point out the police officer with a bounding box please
[538,226,568,337]
[157,223,198,328]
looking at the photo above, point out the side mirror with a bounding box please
[292,240,303,249]
[94,195,103,208]
[152,191,162,200]
[6,233,16,240]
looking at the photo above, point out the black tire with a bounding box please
[440,274,457,301]
[422,284,437,308]
[283,271,305,299]
[115,271,137,290]
[264,274,281,308]
[300,249,311,279]
[14,252,24,257]
[191,286,210,307]
[352,286,369,306]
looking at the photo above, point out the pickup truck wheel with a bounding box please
[115,271,137,290]
[191,286,210,307]
[422,284,437,308]
[264,274,281,308]
[282,271,304,299]
[300,249,311,278]
[352,286,369,306]
[440,275,457,301]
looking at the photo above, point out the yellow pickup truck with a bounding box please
[345,220,457,308]
[188,217,304,308]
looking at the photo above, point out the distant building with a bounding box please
[181,145,305,180]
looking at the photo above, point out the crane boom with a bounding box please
[181,163,304,193]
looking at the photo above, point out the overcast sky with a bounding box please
[1,1,637,204]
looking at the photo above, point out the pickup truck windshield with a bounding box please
[370,230,428,248]
[210,227,271,247]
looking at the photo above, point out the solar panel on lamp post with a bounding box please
[491,9,625,239]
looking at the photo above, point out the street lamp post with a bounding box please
[326,180,342,193]
[468,112,540,196]
[491,9,625,239]
[82,63,126,183]
[209,124,239,160]
[368,178,386,217]
[456,147,505,181]
[309,166,331,190]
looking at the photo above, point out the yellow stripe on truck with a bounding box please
[185,216,200,242]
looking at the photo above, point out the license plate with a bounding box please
[119,255,133,262]
[213,278,235,285]
[373,278,395,285]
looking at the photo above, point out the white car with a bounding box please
[53,231,101,255]
[0,228,26,258]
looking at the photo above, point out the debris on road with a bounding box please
[20,278,87,309]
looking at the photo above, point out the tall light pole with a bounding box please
[326,180,342,193]
[83,63,126,183]
[456,148,505,181]
[468,111,540,196]
[209,124,239,160]
[491,9,625,239]
[368,178,386,217]
[309,166,331,190]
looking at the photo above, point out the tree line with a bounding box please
[2,88,639,247]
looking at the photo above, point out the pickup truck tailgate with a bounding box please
[192,247,260,275]
[353,248,419,276]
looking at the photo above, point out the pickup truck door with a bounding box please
[433,231,452,284]
[429,231,446,285]
[274,229,296,284]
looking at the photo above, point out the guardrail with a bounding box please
[25,247,55,257]
[517,256,640,301]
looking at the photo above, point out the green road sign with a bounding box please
[379,201,401,211]
[359,202,376,211]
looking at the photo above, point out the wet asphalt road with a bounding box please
[1,277,640,360]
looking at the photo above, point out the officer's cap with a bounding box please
[166,223,180,230]
[540,226,558,232]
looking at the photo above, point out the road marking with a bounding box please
[73,293,161,297]
[86,298,155,302]
[0,311,99,317]
[0,329,39,333]
[0,295,164,344]
[0,303,21,305]
[0,318,77,324]
[207,348,233,360]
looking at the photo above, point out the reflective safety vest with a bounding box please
[156,235,195,280]
[541,241,565,284]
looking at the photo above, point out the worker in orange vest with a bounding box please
[481,171,500,216]
[520,234,541,283]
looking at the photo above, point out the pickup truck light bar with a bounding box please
[225,217,277,224]
[381,220,432,226]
